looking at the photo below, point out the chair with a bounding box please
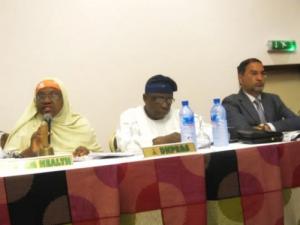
[0,132,9,149]
[108,133,118,152]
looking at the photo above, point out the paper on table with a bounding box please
[283,130,300,141]
[74,152,135,162]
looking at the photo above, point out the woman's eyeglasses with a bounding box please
[36,92,62,101]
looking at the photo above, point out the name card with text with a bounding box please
[142,142,196,158]
[0,154,73,170]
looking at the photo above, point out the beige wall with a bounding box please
[264,71,300,114]
[1,0,300,150]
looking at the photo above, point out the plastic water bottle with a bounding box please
[210,98,229,147]
[179,100,197,146]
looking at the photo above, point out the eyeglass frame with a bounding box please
[35,91,62,102]
[249,70,267,78]
[147,94,175,104]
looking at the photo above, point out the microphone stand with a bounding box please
[47,119,51,145]
[43,113,52,145]
[41,113,54,156]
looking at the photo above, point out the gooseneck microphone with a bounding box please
[43,113,52,144]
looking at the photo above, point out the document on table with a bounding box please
[73,152,135,161]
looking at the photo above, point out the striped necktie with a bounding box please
[253,98,266,123]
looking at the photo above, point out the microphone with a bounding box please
[43,113,52,144]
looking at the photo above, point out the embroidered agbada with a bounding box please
[4,78,101,154]
[116,106,212,154]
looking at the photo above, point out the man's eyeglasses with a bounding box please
[36,92,62,101]
[250,70,267,78]
[150,95,175,104]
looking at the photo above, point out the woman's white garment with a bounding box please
[4,78,101,154]
[116,106,212,154]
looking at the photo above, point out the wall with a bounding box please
[0,0,300,150]
[264,70,300,114]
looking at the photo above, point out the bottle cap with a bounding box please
[213,98,221,104]
[181,100,189,106]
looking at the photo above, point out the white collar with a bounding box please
[243,90,262,102]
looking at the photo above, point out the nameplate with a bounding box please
[142,142,196,158]
[0,154,73,170]
[28,154,73,169]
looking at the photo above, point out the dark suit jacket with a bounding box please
[222,89,300,132]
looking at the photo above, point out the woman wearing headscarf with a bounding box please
[4,78,101,157]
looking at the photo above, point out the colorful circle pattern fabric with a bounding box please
[1,141,300,225]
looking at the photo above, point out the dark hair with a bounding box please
[237,58,262,75]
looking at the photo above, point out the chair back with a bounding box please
[108,133,118,152]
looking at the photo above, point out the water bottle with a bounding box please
[210,98,229,147]
[179,100,197,147]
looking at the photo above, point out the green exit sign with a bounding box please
[268,40,297,52]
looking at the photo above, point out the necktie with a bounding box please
[253,99,266,123]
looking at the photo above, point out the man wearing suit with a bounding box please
[222,58,300,132]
